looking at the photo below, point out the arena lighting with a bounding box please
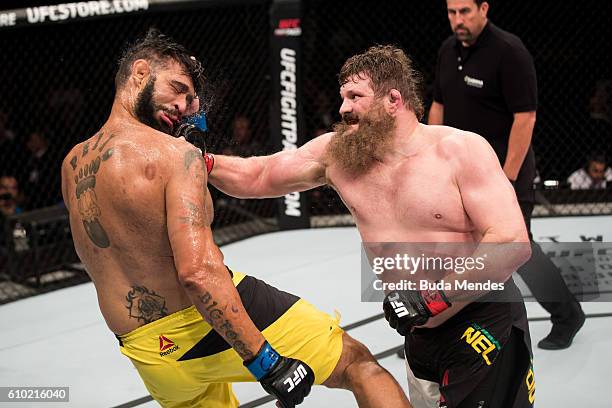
[544,179,560,188]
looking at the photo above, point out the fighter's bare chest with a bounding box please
[332,163,465,229]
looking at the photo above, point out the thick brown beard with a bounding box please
[326,104,396,177]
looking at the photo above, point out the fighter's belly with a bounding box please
[358,225,477,243]
[346,196,476,243]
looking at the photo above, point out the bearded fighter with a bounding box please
[207,45,535,407]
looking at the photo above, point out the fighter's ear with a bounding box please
[387,89,403,113]
[131,59,151,87]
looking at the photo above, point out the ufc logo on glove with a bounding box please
[388,293,410,317]
[284,364,308,392]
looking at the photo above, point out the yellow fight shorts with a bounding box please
[117,270,343,408]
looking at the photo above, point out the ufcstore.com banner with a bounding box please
[1,0,148,28]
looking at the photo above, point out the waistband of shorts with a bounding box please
[116,268,246,344]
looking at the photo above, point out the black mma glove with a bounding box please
[173,122,207,151]
[173,113,214,174]
[383,289,451,336]
[245,341,315,408]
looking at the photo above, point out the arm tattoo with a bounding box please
[198,291,254,360]
[184,149,207,189]
[92,132,104,150]
[184,149,204,171]
[126,286,169,324]
[97,133,115,152]
[73,133,115,248]
[178,201,206,227]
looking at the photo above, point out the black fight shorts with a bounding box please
[404,279,535,408]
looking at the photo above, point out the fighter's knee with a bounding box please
[329,334,384,390]
[343,335,376,365]
[344,347,385,386]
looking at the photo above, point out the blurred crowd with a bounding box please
[0,78,610,228]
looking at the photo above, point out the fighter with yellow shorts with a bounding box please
[117,270,343,407]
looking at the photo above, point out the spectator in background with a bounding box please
[216,114,273,218]
[429,0,584,350]
[565,80,612,176]
[312,90,336,131]
[0,111,16,143]
[0,111,24,167]
[22,129,62,209]
[568,152,612,189]
[313,125,329,138]
[223,114,263,157]
[0,174,21,218]
[48,86,84,141]
[0,174,23,250]
[586,80,612,154]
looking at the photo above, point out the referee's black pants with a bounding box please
[516,199,581,325]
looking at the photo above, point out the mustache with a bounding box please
[341,112,359,125]
[160,107,180,121]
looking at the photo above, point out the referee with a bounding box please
[429,0,585,349]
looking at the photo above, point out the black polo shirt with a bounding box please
[433,22,537,165]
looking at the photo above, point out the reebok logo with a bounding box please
[159,335,180,357]
[284,364,308,392]
[159,335,174,351]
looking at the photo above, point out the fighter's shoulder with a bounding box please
[61,143,80,170]
[167,134,204,161]
[305,132,334,149]
[161,131,198,156]
[297,132,333,159]
[158,133,208,180]
[432,126,491,159]
[119,128,197,168]
[61,138,97,172]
